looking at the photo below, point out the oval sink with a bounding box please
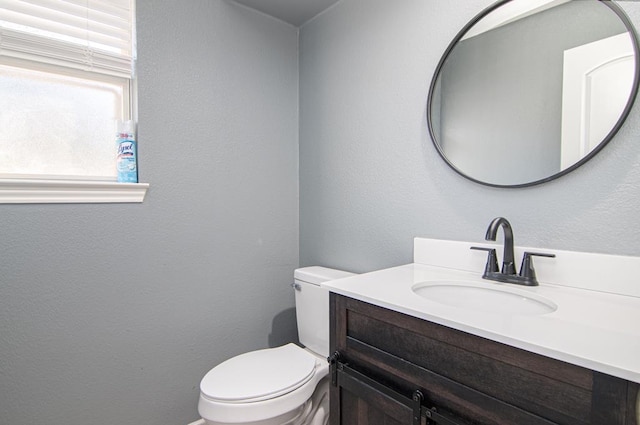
[412,281,557,315]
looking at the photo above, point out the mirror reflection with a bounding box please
[428,0,639,187]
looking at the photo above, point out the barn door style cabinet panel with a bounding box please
[329,294,639,425]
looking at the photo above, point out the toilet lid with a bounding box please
[200,343,317,403]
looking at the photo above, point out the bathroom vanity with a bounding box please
[328,294,638,425]
[323,238,640,425]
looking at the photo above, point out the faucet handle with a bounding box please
[470,246,499,275]
[519,252,556,284]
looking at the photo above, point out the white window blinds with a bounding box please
[0,0,134,78]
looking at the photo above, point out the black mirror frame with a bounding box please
[426,0,640,188]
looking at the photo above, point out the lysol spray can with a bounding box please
[116,120,138,183]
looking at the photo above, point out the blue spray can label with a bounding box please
[116,121,138,183]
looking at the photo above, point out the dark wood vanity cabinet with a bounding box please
[329,294,639,425]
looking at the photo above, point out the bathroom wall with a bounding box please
[299,0,640,273]
[0,2,299,425]
[3,1,640,425]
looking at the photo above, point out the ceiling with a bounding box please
[232,0,340,27]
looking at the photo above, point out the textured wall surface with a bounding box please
[0,2,299,425]
[3,1,640,425]
[299,0,640,273]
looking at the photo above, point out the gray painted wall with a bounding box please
[0,2,299,425]
[3,1,640,425]
[299,0,640,273]
[437,1,626,185]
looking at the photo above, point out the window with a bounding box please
[0,0,147,203]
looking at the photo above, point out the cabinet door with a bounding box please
[329,358,473,425]
[329,362,415,425]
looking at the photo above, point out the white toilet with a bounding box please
[198,266,354,425]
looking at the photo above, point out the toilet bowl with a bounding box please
[198,344,328,425]
[197,267,354,425]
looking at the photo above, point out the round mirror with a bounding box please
[427,0,640,187]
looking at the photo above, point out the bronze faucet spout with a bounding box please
[485,217,516,275]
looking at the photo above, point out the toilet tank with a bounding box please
[293,266,355,358]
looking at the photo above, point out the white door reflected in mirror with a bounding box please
[561,32,635,170]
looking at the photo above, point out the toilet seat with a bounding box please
[200,344,317,403]
[198,344,329,424]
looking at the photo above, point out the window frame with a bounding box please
[0,178,149,203]
[0,0,148,204]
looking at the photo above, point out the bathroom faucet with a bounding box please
[471,217,555,286]
[485,217,516,275]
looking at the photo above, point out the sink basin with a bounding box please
[412,281,557,315]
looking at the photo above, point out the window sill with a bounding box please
[0,179,149,204]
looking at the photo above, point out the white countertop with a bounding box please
[322,240,640,384]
